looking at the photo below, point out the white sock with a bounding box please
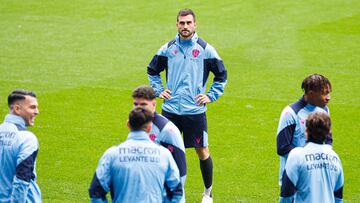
[204,186,212,196]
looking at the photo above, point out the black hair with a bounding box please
[301,74,331,94]
[8,89,37,108]
[129,107,154,131]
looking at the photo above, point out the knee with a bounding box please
[196,147,210,160]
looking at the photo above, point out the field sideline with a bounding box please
[0,1,359,202]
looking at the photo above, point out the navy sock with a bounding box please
[200,156,213,190]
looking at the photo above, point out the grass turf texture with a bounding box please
[1,0,359,202]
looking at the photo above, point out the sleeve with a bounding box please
[164,151,183,202]
[279,150,300,203]
[334,157,344,203]
[161,123,187,179]
[147,44,168,96]
[276,107,297,156]
[88,148,114,203]
[325,132,333,145]
[324,107,333,145]
[204,45,227,102]
[11,133,39,203]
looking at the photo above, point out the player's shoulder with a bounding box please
[156,39,174,55]
[198,38,217,55]
[155,114,181,137]
[153,113,169,131]
[324,145,340,158]
[159,38,177,50]
[196,37,208,50]
[18,130,38,145]
[102,145,120,159]
[289,97,307,115]
[280,105,297,121]
[288,147,304,159]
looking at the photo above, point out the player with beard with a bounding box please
[147,8,227,203]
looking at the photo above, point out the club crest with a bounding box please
[192,49,200,57]
[196,137,201,144]
[149,134,156,141]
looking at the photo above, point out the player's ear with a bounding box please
[127,120,131,130]
[12,103,22,115]
[307,90,316,102]
[305,128,309,141]
[145,122,152,133]
[307,90,313,96]
[152,100,156,109]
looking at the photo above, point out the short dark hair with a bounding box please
[8,89,37,108]
[129,107,154,131]
[132,86,156,100]
[306,112,331,143]
[301,74,332,94]
[177,9,196,22]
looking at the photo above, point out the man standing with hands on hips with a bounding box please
[147,8,227,203]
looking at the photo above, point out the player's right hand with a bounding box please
[159,89,172,100]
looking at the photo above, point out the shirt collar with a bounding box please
[176,32,198,46]
[4,114,27,129]
[127,131,151,141]
[301,95,324,110]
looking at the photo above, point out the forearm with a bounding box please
[89,173,108,203]
[206,80,226,102]
[148,75,164,97]
[11,176,30,203]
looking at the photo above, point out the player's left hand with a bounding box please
[195,94,211,106]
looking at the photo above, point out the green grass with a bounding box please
[1,0,359,202]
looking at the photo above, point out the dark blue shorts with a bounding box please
[162,110,208,148]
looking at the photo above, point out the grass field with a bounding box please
[1,0,359,202]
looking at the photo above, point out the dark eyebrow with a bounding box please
[179,20,193,24]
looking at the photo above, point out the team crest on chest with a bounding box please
[192,49,200,57]
[149,134,156,141]
[173,49,179,55]
[300,119,305,125]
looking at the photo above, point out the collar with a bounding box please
[301,95,317,110]
[307,137,326,145]
[4,114,27,129]
[176,32,198,47]
[127,131,151,141]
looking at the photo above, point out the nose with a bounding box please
[35,108,39,115]
[326,94,331,101]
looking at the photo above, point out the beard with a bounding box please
[179,29,194,39]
